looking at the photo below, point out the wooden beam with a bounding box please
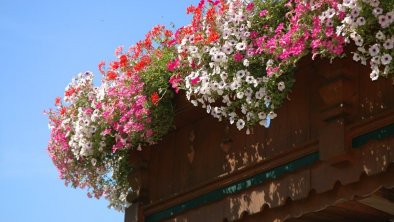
[358,195,394,215]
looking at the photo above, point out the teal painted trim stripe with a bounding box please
[352,124,394,149]
[146,152,319,222]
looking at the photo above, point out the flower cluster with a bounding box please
[333,0,394,80]
[168,1,286,133]
[169,0,350,131]
[47,0,394,211]
[168,0,393,131]
[47,25,176,211]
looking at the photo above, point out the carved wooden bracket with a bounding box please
[127,150,149,204]
[317,64,357,162]
[125,203,144,222]
[220,125,233,153]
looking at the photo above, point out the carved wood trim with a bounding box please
[144,140,319,216]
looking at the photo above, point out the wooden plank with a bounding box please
[358,195,394,215]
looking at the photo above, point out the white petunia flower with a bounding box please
[236,119,245,130]
[181,38,188,45]
[361,57,367,65]
[190,100,198,106]
[369,0,380,7]
[245,76,255,84]
[264,96,271,104]
[356,17,366,26]
[243,59,250,67]
[209,47,219,55]
[268,111,277,119]
[259,119,270,128]
[351,8,360,17]
[223,30,231,40]
[370,69,379,81]
[203,46,210,53]
[255,91,263,99]
[384,65,391,75]
[378,15,390,28]
[241,104,248,114]
[212,52,227,63]
[371,56,381,65]
[376,31,386,41]
[326,19,334,27]
[222,45,234,55]
[369,44,380,57]
[387,11,394,23]
[220,72,228,80]
[353,53,361,61]
[358,46,366,53]
[277,82,285,91]
[342,0,354,7]
[327,8,336,18]
[381,54,392,65]
[372,7,383,17]
[244,88,253,97]
[350,33,364,46]
[228,39,237,46]
[258,112,267,120]
[236,70,246,78]
[344,16,354,25]
[243,32,251,38]
[235,42,247,51]
[337,4,346,12]
[383,38,394,49]
[230,81,241,90]
[206,105,211,114]
[266,59,274,67]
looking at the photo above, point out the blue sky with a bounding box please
[0,0,196,221]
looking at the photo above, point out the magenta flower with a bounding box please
[169,75,182,93]
[246,3,254,11]
[233,52,244,62]
[259,9,268,17]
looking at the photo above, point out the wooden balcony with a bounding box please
[125,53,394,222]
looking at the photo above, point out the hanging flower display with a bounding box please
[46,0,393,211]
[333,0,394,80]
[47,25,176,211]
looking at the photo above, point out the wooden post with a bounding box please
[125,149,150,222]
[316,58,358,162]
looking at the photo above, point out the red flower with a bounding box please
[110,61,119,70]
[106,71,117,80]
[194,33,203,43]
[65,87,76,97]
[134,55,151,72]
[167,39,176,46]
[207,29,219,43]
[98,61,106,74]
[208,0,220,5]
[55,97,61,106]
[164,30,173,37]
[206,7,216,24]
[119,55,128,67]
[151,92,160,106]
[60,107,67,115]
[187,5,196,14]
